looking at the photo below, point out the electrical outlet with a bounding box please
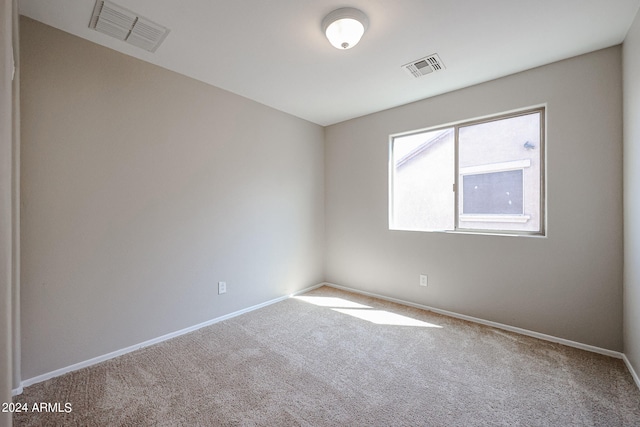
[218,281,227,295]
[419,274,428,287]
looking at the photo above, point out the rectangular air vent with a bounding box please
[402,54,445,78]
[89,0,170,52]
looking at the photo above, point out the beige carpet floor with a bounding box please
[13,286,640,426]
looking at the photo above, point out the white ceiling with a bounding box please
[18,0,640,126]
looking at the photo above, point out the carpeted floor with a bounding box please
[13,286,640,426]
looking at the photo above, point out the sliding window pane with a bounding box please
[390,128,455,231]
[458,112,542,232]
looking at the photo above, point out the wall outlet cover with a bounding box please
[420,274,428,287]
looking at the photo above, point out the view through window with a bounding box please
[390,107,545,235]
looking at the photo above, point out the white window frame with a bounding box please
[389,106,546,237]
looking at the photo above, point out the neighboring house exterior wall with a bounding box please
[392,129,454,231]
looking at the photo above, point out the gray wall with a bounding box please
[325,47,624,351]
[1,1,17,426]
[20,17,325,380]
[624,10,640,376]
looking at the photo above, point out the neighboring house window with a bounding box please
[389,107,545,236]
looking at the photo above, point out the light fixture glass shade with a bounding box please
[322,8,369,50]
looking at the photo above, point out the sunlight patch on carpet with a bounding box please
[294,295,442,328]
[332,308,443,328]
[294,296,371,309]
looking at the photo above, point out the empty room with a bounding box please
[3,0,640,425]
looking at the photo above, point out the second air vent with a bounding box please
[89,0,170,52]
[402,54,445,78]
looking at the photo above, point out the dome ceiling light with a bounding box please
[322,7,369,50]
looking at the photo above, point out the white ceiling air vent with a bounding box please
[402,54,445,78]
[89,0,170,52]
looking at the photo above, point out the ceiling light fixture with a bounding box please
[322,7,369,50]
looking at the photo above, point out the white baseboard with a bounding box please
[11,385,23,397]
[623,354,640,390]
[16,283,325,393]
[323,282,624,359]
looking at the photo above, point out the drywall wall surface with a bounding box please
[11,0,20,395]
[624,8,640,376]
[325,46,623,351]
[20,17,324,379]
[1,1,16,425]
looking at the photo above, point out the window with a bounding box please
[389,107,545,235]
[462,169,524,215]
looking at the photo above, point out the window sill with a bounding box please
[459,214,531,223]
